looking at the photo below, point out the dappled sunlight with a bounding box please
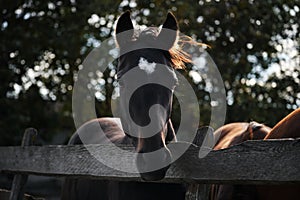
[1,0,300,143]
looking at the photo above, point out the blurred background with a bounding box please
[0,0,299,199]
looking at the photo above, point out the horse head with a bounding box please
[115,11,180,181]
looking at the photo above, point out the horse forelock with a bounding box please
[136,27,160,38]
[131,26,200,70]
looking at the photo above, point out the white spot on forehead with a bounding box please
[138,57,156,74]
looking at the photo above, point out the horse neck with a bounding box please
[265,108,300,139]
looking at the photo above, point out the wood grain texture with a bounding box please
[1,139,300,185]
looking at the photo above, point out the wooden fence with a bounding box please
[0,128,300,200]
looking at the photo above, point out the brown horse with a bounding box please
[213,121,271,150]
[115,10,185,181]
[62,11,190,200]
[211,108,300,200]
[210,121,271,200]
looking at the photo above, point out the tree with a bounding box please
[1,0,299,145]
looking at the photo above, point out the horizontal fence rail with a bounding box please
[1,139,300,185]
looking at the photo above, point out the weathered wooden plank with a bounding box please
[0,139,300,184]
[169,139,300,184]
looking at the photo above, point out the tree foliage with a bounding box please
[0,0,299,145]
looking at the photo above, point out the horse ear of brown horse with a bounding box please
[157,12,179,50]
[115,11,134,47]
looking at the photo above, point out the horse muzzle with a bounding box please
[136,147,172,181]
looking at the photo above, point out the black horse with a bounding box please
[62,11,190,200]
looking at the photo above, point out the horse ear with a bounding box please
[157,12,179,50]
[162,12,179,31]
[115,11,134,47]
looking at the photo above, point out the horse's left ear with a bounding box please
[157,12,179,50]
[115,11,134,47]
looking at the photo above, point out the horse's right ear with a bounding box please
[115,11,134,47]
[157,12,179,50]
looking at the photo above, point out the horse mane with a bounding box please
[169,35,209,69]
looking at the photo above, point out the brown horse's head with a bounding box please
[213,122,271,150]
[115,11,182,181]
[248,121,271,140]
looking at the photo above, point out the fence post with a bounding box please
[185,184,210,200]
[185,127,214,200]
[185,184,199,200]
[9,128,37,200]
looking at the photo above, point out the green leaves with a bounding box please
[0,0,299,145]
